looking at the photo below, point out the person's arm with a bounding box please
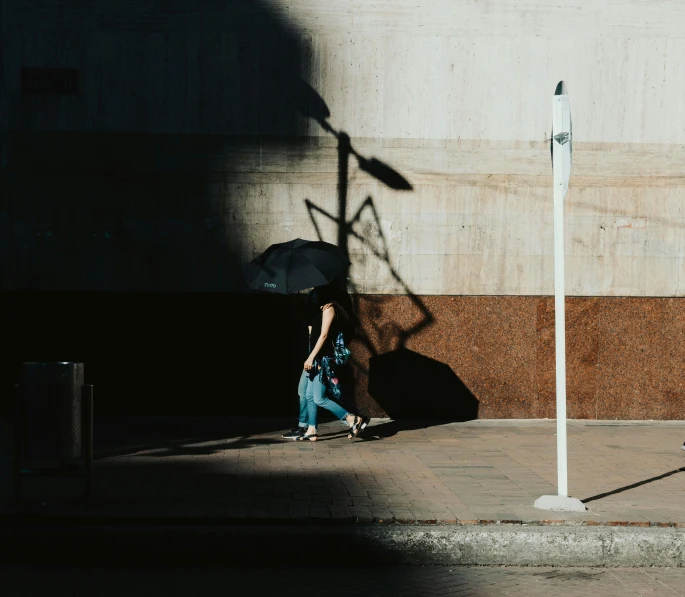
[304,305,334,371]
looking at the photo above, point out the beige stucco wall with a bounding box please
[229,0,685,296]
[3,1,685,295]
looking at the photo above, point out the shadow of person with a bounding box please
[363,347,478,439]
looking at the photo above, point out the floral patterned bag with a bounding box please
[320,331,351,402]
[333,330,351,365]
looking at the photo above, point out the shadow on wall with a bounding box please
[4,0,309,292]
[299,84,476,420]
[369,348,479,420]
[1,1,312,414]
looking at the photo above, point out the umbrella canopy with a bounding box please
[244,238,350,294]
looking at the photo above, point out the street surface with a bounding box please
[4,565,685,596]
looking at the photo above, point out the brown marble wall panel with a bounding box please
[463,297,538,419]
[595,298,685,419]
[351,295,685,420]
[533,298,556,420]
[535,298,601,420]
[658,299,685,418]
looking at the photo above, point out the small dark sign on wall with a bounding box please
[21,68,79,95]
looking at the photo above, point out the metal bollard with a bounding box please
[14,362,93,505]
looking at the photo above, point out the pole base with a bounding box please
[534,495,587,512]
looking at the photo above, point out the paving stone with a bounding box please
[5,418,685,527]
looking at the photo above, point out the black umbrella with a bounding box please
[244,238,350,294]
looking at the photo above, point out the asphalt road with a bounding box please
[3,565,685,596]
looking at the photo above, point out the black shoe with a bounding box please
[681,442,685,452]
[282,426,306,439]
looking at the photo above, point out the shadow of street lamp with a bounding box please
[298,81,412,255]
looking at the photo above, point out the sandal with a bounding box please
[347,416,363,440]
[296,433,318,442]
[348,416,371,440]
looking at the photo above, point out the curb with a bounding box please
[2,512,684,528]
[2,519,685,567]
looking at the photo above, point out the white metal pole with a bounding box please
[534,85,585,512]
[552,94,568,497]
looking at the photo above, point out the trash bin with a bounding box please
[14,362,93,503]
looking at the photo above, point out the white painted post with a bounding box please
[534,81,586,513]
[552,90,570,498]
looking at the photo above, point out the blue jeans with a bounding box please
[297,369,349,429]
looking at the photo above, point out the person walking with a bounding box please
[286,283,367,441]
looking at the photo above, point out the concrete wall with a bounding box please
[246,1,685,297]
[4,1,685,295]
[1,0,308,291]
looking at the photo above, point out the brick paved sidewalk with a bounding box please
[3,417,685,525]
